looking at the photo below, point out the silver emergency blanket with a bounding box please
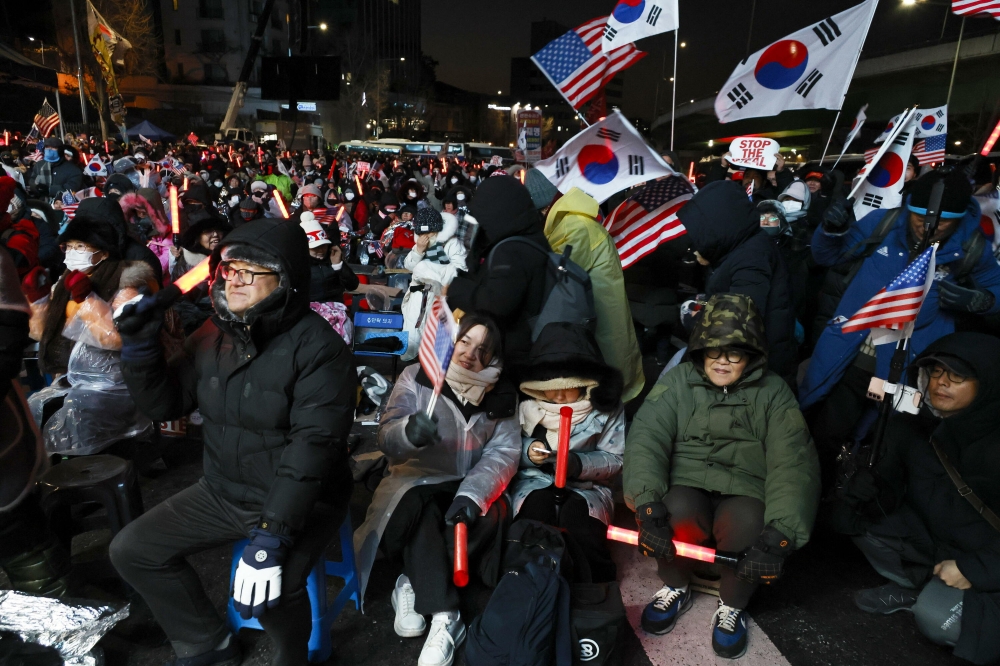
[0,591,128,665]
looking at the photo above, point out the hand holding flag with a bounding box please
[418,296,458,417]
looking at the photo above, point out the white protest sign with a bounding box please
[728,137,780,171]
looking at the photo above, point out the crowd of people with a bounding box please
[0,129,997,666]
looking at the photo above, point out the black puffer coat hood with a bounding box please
[469,175,542,248]
[677,180,760,266]
[519,322,623,413]
[210,219,311,342]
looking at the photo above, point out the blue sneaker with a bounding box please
[711,601,748,659]
[640,585,693,635]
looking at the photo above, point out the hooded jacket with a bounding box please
[831,332,1000,665]
[73,197,163,285]
[624,294,820,549]
[447,176,550,372]
[677,180,797,380]
[544,188,645,402]
[800,197,1000,409]
[121,220,356,533]
[120,189,173,280]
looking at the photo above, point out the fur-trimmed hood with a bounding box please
[519,322,623,413]
[119,191,170,237]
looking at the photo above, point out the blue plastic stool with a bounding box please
[226,514,360,663]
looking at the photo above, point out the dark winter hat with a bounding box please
[519,322,623,413]
[399,204,418,218]
[469,175,541,245]
[105,173,136,201]
[239,197,261,221]
[379,191,399,213]
[524,169,558,211]
[908,169,973,218]
[58,217,121,258]
[43,137,61,149]
[414,207,444,235]
[688,293,767,358]
[914,352,976,380]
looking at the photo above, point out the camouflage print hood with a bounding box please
[688,293,767,358]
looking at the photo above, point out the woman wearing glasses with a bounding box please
[624,293,820,659]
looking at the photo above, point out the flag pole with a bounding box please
[68,0,88,125]
[670,30,678,151]
[946,17,965,107]
[53,92,66,142]
[819,110,841,165]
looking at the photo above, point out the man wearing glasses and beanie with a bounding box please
[110,219,356,666]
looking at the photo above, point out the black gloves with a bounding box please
[445,495,480,526]
[835,468,881,507]
[938,280,995,314]
[565,452,583,480]
[822,194,855,235]
[115,284,181,364]
[635,502,675,560]
[404,412,441,448]
[736,525,793,585]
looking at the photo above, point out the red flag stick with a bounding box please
[453,522,469,587]
[554,406,573,489]
[981,118,1000,157]
[605,526,741,568]
[169,184,181,245]
[274,190,290,219]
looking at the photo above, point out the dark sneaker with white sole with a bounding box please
[853,582,919,614]
[711,601,748,659]
[640,585,693,635]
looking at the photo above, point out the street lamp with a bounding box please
[375,57,407,139]
[27,36,44,65]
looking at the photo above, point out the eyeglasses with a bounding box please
[928,365,970,385]
[704,347,747,363]
[219,262,278,285]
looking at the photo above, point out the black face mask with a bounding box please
[134,218,155,243]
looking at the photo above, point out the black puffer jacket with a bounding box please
[122,220,356,532]
[308,256,359,303]
[835,333,1000,665]
[448,176,550,374]
[29,157,83,198]
[677,181,796,380]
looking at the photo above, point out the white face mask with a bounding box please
[64,249,99,272]
[781,200,803,213]
[214,180,223,188]
[344,191,355,201]
[456,192,466,201]
[450,177,459,185]
[408,189,417,198]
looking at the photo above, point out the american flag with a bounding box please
[531,16,646,110]
[313,206,349,228]
[952,0,1000,19]
[418,296,457,390]
[913,135,947,165]
[841,246,937,333]
[22,149,43,163]
[61,203,80,219]
[33,99,60,138]
[604,175,694,269]
[864,146,879,163]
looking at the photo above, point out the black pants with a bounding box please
[807,364,874,492]
[516,486,616,583]
[380,481,505,616]
[109,478,350,665]
[656,485,764,609]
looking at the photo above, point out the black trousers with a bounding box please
[656,485,765,609]
[807,364,874,492]
[516,486,616,583]
[109,478,350,665]
[380,481,505,616]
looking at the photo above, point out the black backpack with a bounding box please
[487,237,597,342]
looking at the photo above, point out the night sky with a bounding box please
[423,0,994,122]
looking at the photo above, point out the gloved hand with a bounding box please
[822,194,855,235]
[635,502,675,560]
[114,285,180,364]
[565,452,583,480]
[445,495,480,527]
[233,527,292,620]
[63,271,92,303]
[21,266,49,303]
[404,411,441,448]
[835,468,880,507]
[736,525,793,585]
[938,280,995,314]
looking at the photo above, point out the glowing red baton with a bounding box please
[169,184,181,244]
[273,190,290,219]
[605,526,741,568]
[687,160,695,183]
[174,257,212,293]
[554,406,573,489]
[354,174,364,194]
[981,118,1000,157]
[453,522,469,587]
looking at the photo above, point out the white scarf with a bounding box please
[519,399,594,447]
[445,362,501,406]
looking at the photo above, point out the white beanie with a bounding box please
[299,211,331,248]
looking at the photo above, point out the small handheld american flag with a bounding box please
[33,99,60,138]
[603,175,693,269]
[913,135,947,166]
[841,245,937,335]
[418,296,457,416]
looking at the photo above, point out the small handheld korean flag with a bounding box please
[852,109,917,221]
[534,110,674,204]
[601,0,679,53]
[85,155,108,177]
[843,104,868,154]
[914,105,948,139]
[714,0,878,123]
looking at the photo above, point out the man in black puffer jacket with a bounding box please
[830,332,1000,665]
[677,180,797,382]
[110,219,356,666]
[448,175,550,378]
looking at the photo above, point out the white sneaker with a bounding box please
[391,574,426,638]
[417,612,466,666]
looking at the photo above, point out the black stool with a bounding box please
[38,455,144,544]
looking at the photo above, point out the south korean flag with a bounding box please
[714,0,878,123]
[534,110,675,204]
[601,0,679,53]
[852,110,918,222]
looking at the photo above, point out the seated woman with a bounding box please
[354,313,519,666]
[509,322,624,582]
[624,293,820,659]
[299,211,358,344]
[829,331,1000,666]
[170,214,231,335]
